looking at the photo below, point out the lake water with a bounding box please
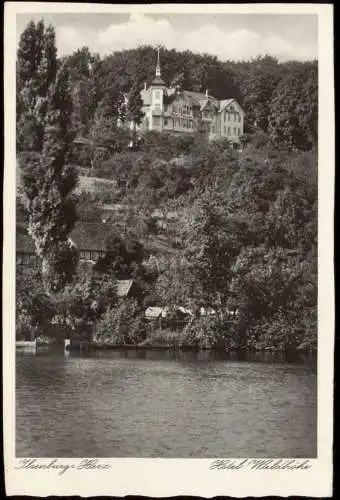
[16,349,317,458]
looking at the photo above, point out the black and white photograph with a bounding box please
[3,3,334,497]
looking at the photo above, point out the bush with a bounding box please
[247,309,317,351]
[51,271,118,339]
[142,327,187,347]
[93,299,146,345]
[183,317,232,349]
[141,316,236,349]
[16,268,119,341]
[16,270,54,340]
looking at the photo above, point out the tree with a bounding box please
[98,81,126,123]
[16,269,55,339]
[50,271,118,340]
[21,63,78,289]
[268,67,317,151]
[87,110,130,169]
[127,82,144,146]
[64,47,100,135]
[229,245,313,349]
[94,229,145,278]
[236,56,281,132]
[17,20,58,152]
[182,192,242,317]
[297,65,318,149]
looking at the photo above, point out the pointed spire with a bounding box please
[156,46,161,77]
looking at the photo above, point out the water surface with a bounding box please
[16,349,317,457]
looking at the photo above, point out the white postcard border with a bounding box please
[3,3,334,497]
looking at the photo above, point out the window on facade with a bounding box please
[238,114,241,122]
[153,116,160,126]
[164,118,168,125]
[155,90,161,99]
[234,127,237,135]
[227,126,230,135]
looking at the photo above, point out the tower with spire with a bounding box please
[155,46,161,78]
[149,46,166,129]
[136,46,245,143]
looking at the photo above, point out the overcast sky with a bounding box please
[16,12,318,62]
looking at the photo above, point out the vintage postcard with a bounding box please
[3,2,334,497]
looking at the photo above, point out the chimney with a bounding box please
[205,89,208,97]
[144,82,147,91]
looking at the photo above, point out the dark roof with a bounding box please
[150,76,166,86]
[70,222,109,251]
[182,90,219,107]
[16,221,110,253]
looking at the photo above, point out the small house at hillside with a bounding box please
[16,222,109,266]
[116,279,141,300]
[145,305,193,330]
[16,227,38,266]
[145,306,168,321]
[70,222,108,262]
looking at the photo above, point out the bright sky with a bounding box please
[16,12,318,62]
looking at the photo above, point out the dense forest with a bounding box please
[16,20,317,351]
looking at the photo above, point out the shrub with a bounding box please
[16,270,54,340]
[50,271,118,340]
[93,299,146,345]
[142,327,187,347]
[247,308,317,351]
[183,317,231,349]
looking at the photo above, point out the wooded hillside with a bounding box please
[16,21,318,352]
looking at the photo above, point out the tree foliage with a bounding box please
[17,20,58,152]
[21,63,78,289]
[268,64,318,150]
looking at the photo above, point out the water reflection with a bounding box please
[27,346,316,368]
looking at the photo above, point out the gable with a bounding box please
[225,100,245,115]
[165,93,195,113]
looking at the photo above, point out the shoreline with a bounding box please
[16,340,316,356]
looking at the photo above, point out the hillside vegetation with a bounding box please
[16,20,317,351]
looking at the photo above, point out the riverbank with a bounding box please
[17,338,316,357]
